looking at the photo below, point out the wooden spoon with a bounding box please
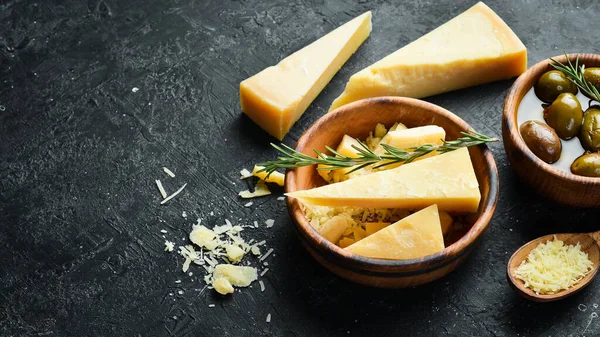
[507,232,600,302]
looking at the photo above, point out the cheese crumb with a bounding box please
[160,183,187,205]
[251,246,261,256]
[189,225,219,251]
[240,168,252,179]
[155,180,167,199]
[259,248,274,262]
[208,304,215,308]
[164,240,175,252]
[225,244,245,263]
[131,87,139,92]
[213,264,257,287]
[265,219,274,228]
[163,167,176,178]
[277,196,285,201]
[259,280,265,292]
[160,229,168,234]
[213,277,235,295]
[252,165,285,186]
[244,202,253,207]
[260,268,269,277]
[266,313,271,323]
[514,237,593,295]
[239,180,271,199]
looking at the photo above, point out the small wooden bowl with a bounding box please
[503,54,600,206]
[285,97,499,288]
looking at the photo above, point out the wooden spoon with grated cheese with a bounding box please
[507,231,600,302]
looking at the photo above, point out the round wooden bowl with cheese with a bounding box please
[285,97,499,288]
[503,54,600,207]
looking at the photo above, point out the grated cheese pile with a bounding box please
[513,237,593,295]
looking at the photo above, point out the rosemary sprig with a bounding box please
[256,130,498,177]
[550,53,600,102]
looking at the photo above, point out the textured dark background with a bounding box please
[2,0,600,336]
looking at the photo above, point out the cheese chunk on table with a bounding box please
[345,205,445,259]
[240,12,372,140]
[329,2,526,111]
[287,147,481,212]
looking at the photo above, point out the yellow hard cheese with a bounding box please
[317,134,361,182]
[287,147,481,212]
[329,2,526,111]
[240,12,372,140]
[345,205,445,259]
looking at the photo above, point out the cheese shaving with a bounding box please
[240,168,253,179]
[266,314,271,323]
[155,180,167,199]
[513,237,594,295]
[239,180,271,199]
[164,240,174,252]
[163,167,176,178]
[161,183,187,205]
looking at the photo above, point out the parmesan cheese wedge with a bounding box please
[240,11,372,140]
[345,205,444,259]
[287,147,481,212]
[329,2,527,111]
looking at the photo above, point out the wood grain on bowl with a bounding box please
[503,53,600,207]
[285,97,499,288]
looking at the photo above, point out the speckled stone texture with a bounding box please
[2,0,600,336]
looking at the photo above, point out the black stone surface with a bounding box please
[2,0,600,336]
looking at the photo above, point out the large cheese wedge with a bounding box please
[240,12,372,140]
[329,2,526,111]
[345,205,444,259]
[286,147,481,212]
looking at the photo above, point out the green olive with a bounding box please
[519,120,562,164]
[579,107,600,151]
[543,93,583,140]
[583,68,600,98]
[571,152,600,177]
[534,70,578,103]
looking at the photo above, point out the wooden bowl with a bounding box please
[285,97,499,288]
[503,54,600,206]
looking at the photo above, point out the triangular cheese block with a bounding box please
[329,2,526,111]
[286,147,481,212]
[345,205,445,259]
[240,12,372,140]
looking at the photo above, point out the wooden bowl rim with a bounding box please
[285,96,499,270]
[503,53,600,185]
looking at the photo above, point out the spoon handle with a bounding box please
[589,230,600,247]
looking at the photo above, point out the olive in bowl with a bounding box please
[571,153,600,177]
[534,70,578,103]
[583,68,600,98]
[519,120,562,164]
[579,107,600,152]
[543,92,583,140]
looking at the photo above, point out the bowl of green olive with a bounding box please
[503,53,600,206]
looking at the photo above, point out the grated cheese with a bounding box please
[259,280,265,292]
[260,268,269,277]
[163,167,176,178]
[266,314,271,323]
[214,277,234,295]
[265,219,274,228]
[513,237,594,295]
[164,240,175,252]
[155,180,167,199]
[259,248,274,262]
[161,183,187,205]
